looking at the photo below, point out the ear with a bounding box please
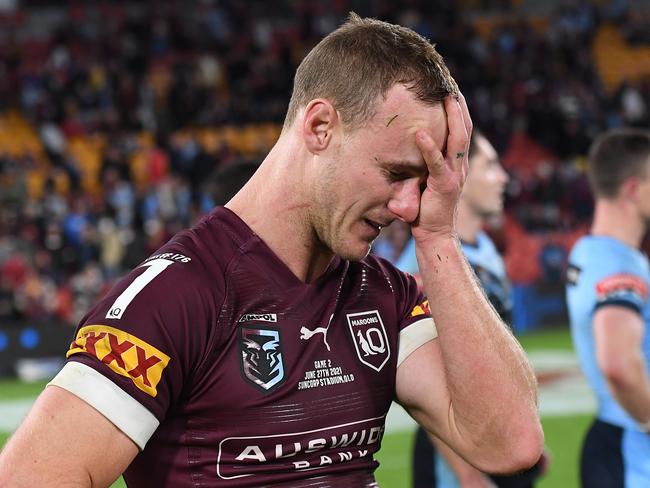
[621,176,639,200]
[302,99,339,154]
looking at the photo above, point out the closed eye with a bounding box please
[377,157,428,185]
[384,169,411,182]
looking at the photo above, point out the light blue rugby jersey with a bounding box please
[396,232,512,320]
[396,232,506,276]
[394,237,418,275]
[566,235,650,430]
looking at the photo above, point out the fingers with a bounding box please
[415,130,444,176]
[444,95,471,177]
[415,92,472,179]
[444,96,470,157]
[457,93,473,140]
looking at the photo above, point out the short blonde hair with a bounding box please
[284,12,459,130]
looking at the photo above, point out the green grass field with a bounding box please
[0,326,591,488]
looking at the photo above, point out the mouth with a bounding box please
[364,218,384,232]
[361,218,388,241]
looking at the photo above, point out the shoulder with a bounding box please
[568,237,649,313]
[85,207,261,332]
[358,253,416,286]
[168,207,254,275]
[465,231,500,261]
[570,236,648,280]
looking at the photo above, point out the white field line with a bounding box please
[386,349,596,434]
[0,350,596,435]
[0,398,34,433]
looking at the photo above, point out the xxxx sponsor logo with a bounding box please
[67,325,170,397]
[410,299,430,317]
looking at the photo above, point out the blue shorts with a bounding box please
[581,419,650,487]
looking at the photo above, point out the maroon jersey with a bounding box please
[50,207,435,487]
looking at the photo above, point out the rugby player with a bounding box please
[566,128,650,487]
[0,14,543,487]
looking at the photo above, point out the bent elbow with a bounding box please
[599,358,636,390]
[509,426,545,473]
[479,417,544,475]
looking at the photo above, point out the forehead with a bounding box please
[471,133,499,165]
[364,84,448,156]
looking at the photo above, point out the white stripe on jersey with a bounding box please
[49,362,159,450]
[397,317,437,368]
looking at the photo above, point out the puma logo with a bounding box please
[300,314,333,351]
[300,326,328,340]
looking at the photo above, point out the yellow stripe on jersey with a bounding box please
[67,325,171,397]
[410,299,430,317]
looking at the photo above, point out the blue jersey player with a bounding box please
[397,130,546,487]
[567,128,650,488]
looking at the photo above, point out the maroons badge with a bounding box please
[346,310,390,372]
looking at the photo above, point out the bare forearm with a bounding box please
[415,236,540,457]
[605,352,650,426]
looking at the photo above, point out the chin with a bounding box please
[333,241,372,262]
[478,206,503,219]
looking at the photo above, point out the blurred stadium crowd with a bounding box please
[0,0,649,327]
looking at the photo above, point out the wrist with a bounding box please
[412,233,462,260]
[412,230,459,247]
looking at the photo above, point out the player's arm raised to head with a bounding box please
[594,305,650,426]
[395,264,541,474]
[0,385,138,487]
[396,95,543,474]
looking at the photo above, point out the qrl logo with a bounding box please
[239,327,285,393]
[346,310,390,372]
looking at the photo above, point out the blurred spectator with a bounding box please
[0,0,649,326]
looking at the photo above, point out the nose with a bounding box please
[497,163,509,185]
[387,179,421,223]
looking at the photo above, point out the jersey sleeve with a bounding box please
[394,268,437,367]
[49,252,223,449]
[594,272,648,314]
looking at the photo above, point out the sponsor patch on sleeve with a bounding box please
[67,325,171,397]
[595,274,648,302]
[410,299,431,318]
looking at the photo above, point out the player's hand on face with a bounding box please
[412,94,471,242]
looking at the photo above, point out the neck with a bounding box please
[456,200,484,244]
[591,198,645,249]
[225,134,334,283]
